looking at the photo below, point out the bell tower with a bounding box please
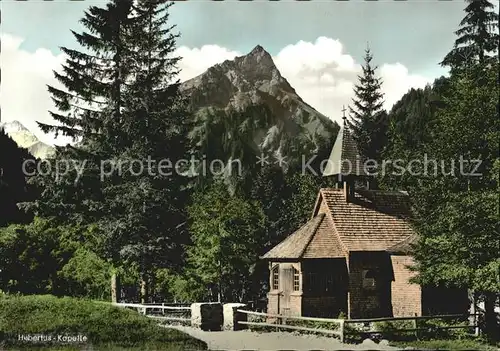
[322,106,371,202]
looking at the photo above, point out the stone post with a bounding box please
[223,303,247,331]
[111,272,119,303]
[191,303,223,331]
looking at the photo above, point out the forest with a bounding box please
[0,0,498,340]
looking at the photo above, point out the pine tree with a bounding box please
[25,0,134,223]
[0,130,35,227]
[412,64,499,341]
[348,47,387,162]
[441,0,499,68]
[186,180,266,302]
[24,0,191,301]
[99,0,192,301]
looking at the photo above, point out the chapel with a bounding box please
[261,113,468,319]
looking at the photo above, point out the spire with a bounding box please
[341,105,347,127]
[322,106,368,177]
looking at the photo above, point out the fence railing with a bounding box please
[111,301,482,343]
[113,302,191,324]
[236,309,346,342]
[345,313,480,340]
[236,310,480,343]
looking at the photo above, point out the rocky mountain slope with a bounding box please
[181,45,338,168]
[0,121,55,159]
[1,46,336,165]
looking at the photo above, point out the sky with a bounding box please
[0,0,487,146]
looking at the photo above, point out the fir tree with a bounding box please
[441,0,499,68]
[348,47,387,162]
[185,180,266,302]
[25,0,134,223]
[412,64,499,341]
[100,0,192,301]
[24,0,191,301]
[0,130,35,227]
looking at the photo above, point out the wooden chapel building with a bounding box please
[260,114,468,319]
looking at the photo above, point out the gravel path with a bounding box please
[168,325,400,350]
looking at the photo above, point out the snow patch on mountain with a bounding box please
[0,121,55,159]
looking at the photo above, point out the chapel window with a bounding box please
[272,266,279,290]
[362,269,377,289]
[293,267,300,291]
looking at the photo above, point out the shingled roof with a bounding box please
[316,188,415,252]
[261,213,345,259]
[388,233,419,254]
[261,188,416,259]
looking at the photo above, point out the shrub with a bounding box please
[0,295,207,350]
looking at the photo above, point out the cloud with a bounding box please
[273,37,432,123]
[175,45,240,82]
[1,33,433,146]
[0,33,73,146]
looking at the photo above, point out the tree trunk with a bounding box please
[111,272,120,303]
[140,272,147,304]
[483,291,499,341]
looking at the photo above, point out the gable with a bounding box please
[302,214,345,258]
[320,188,416,252]
[263,188,416,261]
[261,213,345,260]
[312,192,330,218]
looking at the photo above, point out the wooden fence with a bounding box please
[112,301,481,343]
[236,309,480,343]
[345,313,480,340]
[113,302,191,324]
[236,309,346,342]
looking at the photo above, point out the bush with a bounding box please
[0,295,207,350]
[392,339,500,351]
[373,320,415,341]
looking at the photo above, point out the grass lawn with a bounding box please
[0,294,207,351]
[391,339,500,350]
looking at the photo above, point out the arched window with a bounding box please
[362,269,377,289]
[272,266,279,290]
[293,267,300,291]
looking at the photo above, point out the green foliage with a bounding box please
[419,318,472,340]
[381,2,499,337]
[19,0,192,301]
[282,172,330,228]
[0,218,73,295]
[0,294,207,350]
[59,248,113,300]
[0,130,35,227]
[348,47,388,161]
[441,0,499,68]
[373,320,415,340]
[184,180,266,302]
[0,218,121,300]
[392,339,499,351]
[380,79,451,190]
[411,65,499,293]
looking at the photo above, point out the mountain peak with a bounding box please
[0,120,55,159]
[1,120,29,133]
[249,45,266,55]
[235,45,277,79]
[245,45,273,63]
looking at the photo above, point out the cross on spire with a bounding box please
[341,105,347,121]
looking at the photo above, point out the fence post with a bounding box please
[413,314,418,340]
[474,313,480,336]
[339,320,345,343]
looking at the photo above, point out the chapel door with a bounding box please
[279,264,294,316]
